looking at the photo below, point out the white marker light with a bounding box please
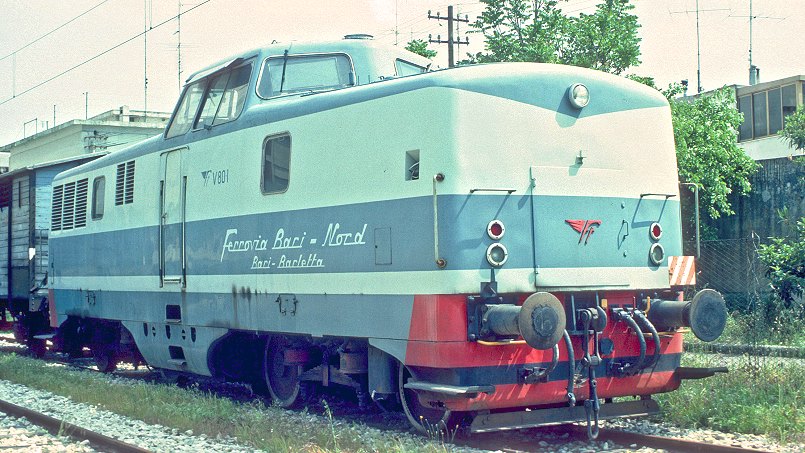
[649,243,665,266]
[486,243,509,267]
[568,83,590,109]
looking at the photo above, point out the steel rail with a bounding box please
[0,398,152,453]
[574,426,773,453]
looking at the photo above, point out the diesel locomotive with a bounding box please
[44,36,728,437]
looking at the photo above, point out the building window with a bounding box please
[738,95,753,141]
[92,177,105,220]
[782,84,797,124]
[261,134,290,194]
[752,91,768,138]
[768,88,782,135]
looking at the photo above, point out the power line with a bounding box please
[0,0,213,107]
[0,0,113,62]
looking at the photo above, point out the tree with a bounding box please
[468,0,568,64]
[467,0,640,74]
[405,39,436,59]
[670,88,759,221]
[564,0,641,74]
[758,214,805,308]
[471,1,757,224]
[779,105,805,152]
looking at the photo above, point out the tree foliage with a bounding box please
[779,104,805,152]
[470,1,757,223]
[758,214,805,307]
[404,39,436,59]
[670,88,759,220]
[468,0,640,74]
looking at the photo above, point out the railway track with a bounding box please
[0,397,151,453]
[0,334,778,452]
[452,424,773,452]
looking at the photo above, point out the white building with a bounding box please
[0,106,169,171]
[734,75,805,160]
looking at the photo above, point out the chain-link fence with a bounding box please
[683,235,804,357]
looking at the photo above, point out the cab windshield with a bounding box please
[257,53,354,98]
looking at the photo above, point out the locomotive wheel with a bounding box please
[399,364,462,434]
[28,339,46,358]
[92,344,118,373]
[263,338,311,408]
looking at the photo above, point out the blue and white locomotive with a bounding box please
[47,36,727,436]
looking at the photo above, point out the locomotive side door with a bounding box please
[160,148,187,286]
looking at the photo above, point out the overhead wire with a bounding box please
[0,0,213,107]
[0,0,113,62]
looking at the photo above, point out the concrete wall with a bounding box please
[712,157,804,240]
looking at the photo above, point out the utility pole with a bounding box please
[177,1,183,88]
[695,0,702,93]
[669,5,729,93]
[428,5,469,67]
[84,92,88,120]
[144,0,150,118]
[726,1,783,85]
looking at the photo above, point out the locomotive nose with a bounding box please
[482,292,566,350]
[646,289,728,342]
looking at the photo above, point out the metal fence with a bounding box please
[683,235,804,355]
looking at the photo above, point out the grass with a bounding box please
[0,353,456,453]
[654,352,805,444]
[714,309,805,349]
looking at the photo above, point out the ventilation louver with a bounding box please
[51,178,89,231]
[115,160,136,206]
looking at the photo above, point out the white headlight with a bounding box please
[649,243,665,266]
[568,83,590,109]
[486,243,509,267]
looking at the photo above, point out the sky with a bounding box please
[0,0,802,147]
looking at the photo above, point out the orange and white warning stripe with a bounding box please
[668,256,696,286]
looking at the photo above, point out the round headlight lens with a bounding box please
[486,243,509,267]
[487,219,505,240]
[568,83,590,108]
[649,243,665,266]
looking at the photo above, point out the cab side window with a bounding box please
[262,134,291,194]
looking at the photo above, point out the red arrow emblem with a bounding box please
[566,219,602,245]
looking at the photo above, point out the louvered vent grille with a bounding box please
[115,160,135,205]
[61,182,75,230]
[51,178,89,231]
[115,163,125,205]
[51,185,63,230]
[124,160,135,204]
[74,179,88,228]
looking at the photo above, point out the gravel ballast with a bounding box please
[0,379,260,452]
[0,410,98,453]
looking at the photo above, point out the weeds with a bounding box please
[656,352,804,443]
[0,353,462,452]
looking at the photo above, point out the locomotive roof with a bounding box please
[183,37,432,86]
